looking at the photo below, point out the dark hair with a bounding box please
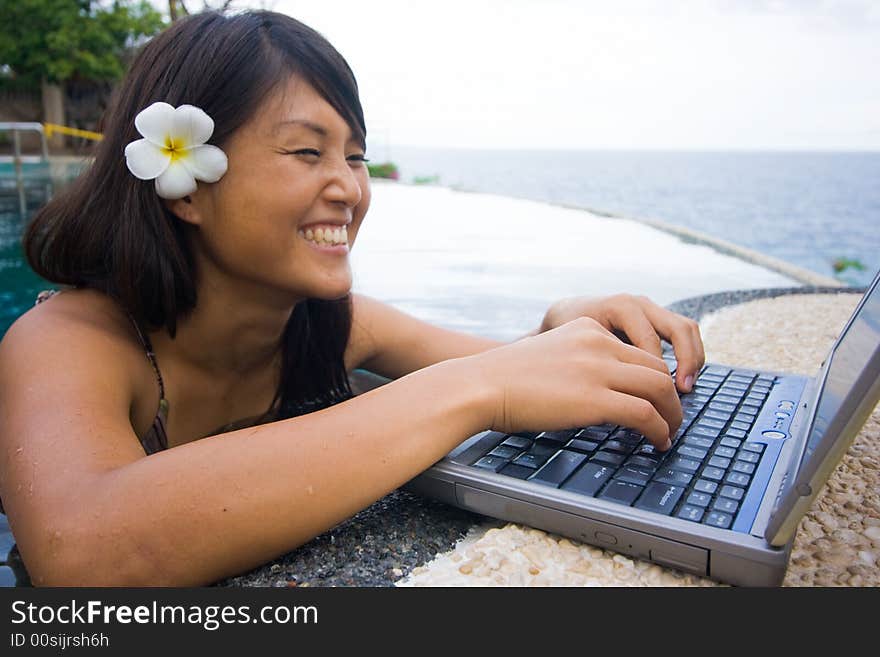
[23,10,367,419]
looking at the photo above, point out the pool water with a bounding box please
[0,162,57,338]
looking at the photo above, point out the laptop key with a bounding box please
[530,450,588,487]
[634,444,665,460]
[719,485,745,501]
[704,366,731,377]
[652,468,693,487]
[512,453,549,469]
[677,505,705,522]
[498,464,535,480]
[720,437,742,449]
[665,456,701,473]
[724,428,748,439]
[694,479,718,494]
[683,435,714,449]
[488,445,523,460]
[731,460,756,475]
[513,431,542,440]
[614,465,654,486]
[599,480,644,505]
[591,451,626,467]
[713,446,736,459]
[625,455,662,471]
[741,442,765,454]
[602,439,635,454]
[473,455,509,472]
[704,511,733,529]
[730,420,752,432]
[709,401,737,413]
[676,445,709,461]
[736,450,760,464]
[725,471,751,487]
[701,467,725,481]
[540,430,578,443]
[712,497,739,514]
[562,463,614,497]
[501,436,532,450]
[703,410,731,422]
[634,482,684,515]
[567,438,600,454]
[577,427,612,441]
[686,491,712,507]
[708,456,731,469]
[690,424,721,439]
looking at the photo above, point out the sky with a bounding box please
[177,0,880,151]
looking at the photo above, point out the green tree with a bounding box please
[0,1,165,85]
[0,1,165,146]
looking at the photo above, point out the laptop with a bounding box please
[401,270,880,586]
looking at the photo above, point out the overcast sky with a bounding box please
[194,0,880,151]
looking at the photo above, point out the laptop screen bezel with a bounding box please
[765,270,880,546]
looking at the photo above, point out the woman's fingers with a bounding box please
[610,336,671,377]
[606,298,664,360]
[604,363,682,447]
[636,299,706,392]
[599,389,672,450]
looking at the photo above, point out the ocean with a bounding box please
[1,150,878,338]
[378,148,880,289]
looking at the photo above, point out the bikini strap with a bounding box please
[125,313,166,400]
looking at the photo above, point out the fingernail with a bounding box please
[663,438,672,451]
[684,374,694,391]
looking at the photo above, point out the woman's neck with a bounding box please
[149,274,297,379]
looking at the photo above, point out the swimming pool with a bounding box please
[0,160,60,338]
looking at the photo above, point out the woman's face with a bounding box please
[186,75,371,304]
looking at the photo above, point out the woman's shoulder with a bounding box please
[9,287,138,345]
[1,287,152,388]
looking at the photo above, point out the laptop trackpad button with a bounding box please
[594,531,618,545]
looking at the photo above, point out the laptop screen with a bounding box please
[801,278,880,468]
[767,271,880,545]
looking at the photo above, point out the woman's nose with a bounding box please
[324,158,363,208]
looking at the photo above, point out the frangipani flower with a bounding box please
[124,102,228,199]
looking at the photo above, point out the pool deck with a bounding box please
[0,182,873,587]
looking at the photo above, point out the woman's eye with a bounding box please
[293,149,321,157]
[347,154,370,164]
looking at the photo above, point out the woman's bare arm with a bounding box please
[0,310,492,586]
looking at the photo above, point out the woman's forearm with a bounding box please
[32,356,493,586]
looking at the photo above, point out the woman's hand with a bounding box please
[538,294,705,394]
[470,317,682,450]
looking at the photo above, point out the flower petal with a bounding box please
[155,160,198,199]
[124,139,170,180]
[172,105,214,148]
[180,145,228,183]
[134,102,176,146]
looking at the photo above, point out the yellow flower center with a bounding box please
[162,136,184,161]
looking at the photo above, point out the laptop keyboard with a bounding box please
[469,350,774,530]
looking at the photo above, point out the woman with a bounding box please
[0,11,703,586]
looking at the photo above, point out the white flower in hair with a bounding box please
[124,102,228,199]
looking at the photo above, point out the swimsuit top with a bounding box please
[33,289,279,455]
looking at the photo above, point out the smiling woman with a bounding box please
[0,10,703,586]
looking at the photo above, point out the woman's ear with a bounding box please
[164,195,203,226]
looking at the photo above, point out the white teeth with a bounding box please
[303,225,348,246]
